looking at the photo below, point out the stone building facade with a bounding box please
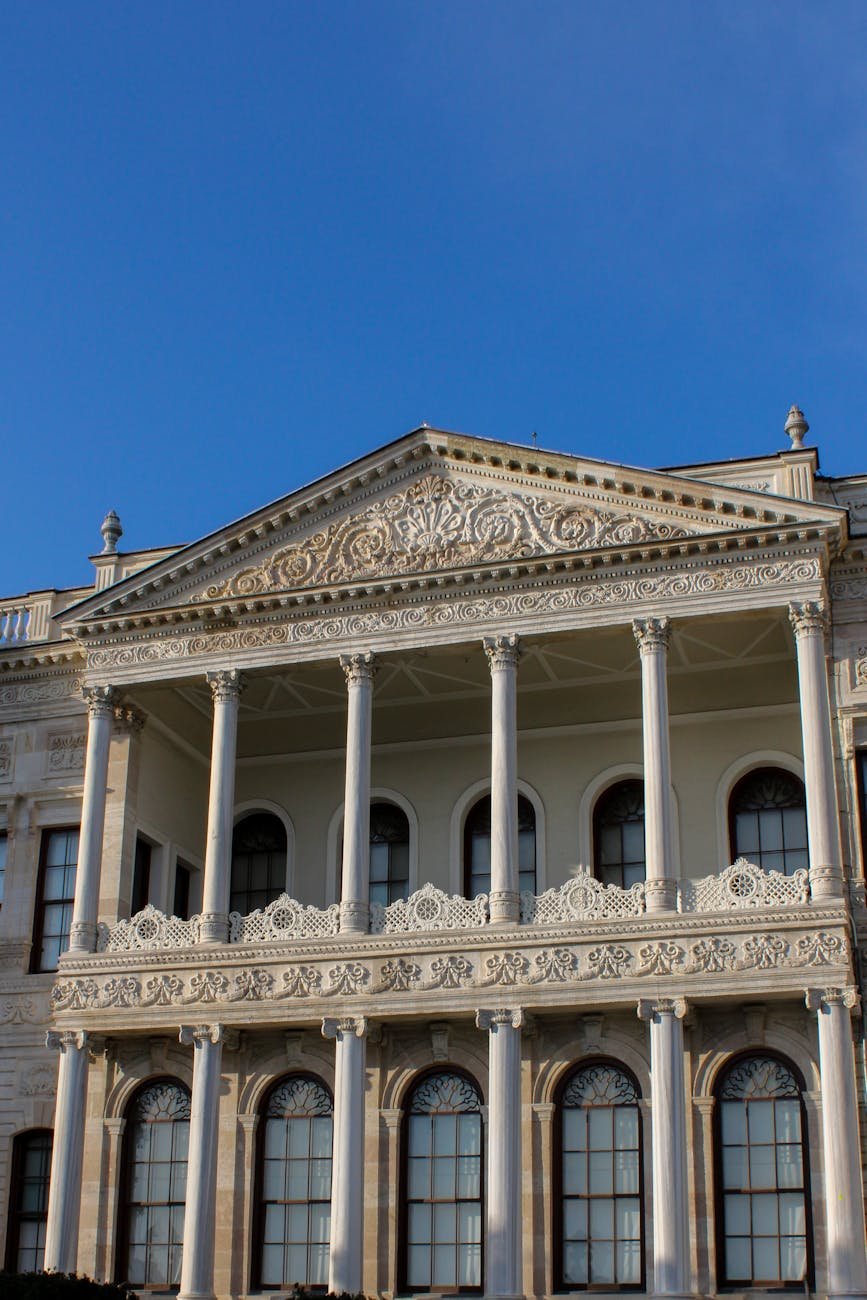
[2,415,867,1300]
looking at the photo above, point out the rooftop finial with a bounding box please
[100,509,123,555]
[784,404,809,450]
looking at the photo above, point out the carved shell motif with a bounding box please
[196,474,689,600]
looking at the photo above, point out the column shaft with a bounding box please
[43,1031,89,1273]
[485,636,521,924]
[638,998,689,1297]
[478,1008,523,1299]
[200,671,243,943]
[68,688,115,953]
[178,1026,224,1300]
[339,654,376,933]
[633,619,675,911]
[790,603,843,898]
[323,1017,367,1293]
[806,988,867,1299]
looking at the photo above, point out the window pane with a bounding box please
[590,1239,614,1283]
[725,1237,750,1280]
[780,1235,807,1281]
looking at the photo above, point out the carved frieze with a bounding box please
[46,733,86,776]
[0,675,82,707]
[0,738,12,781]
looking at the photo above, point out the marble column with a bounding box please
[484,636,521,924]
[789,603,844,899]
[200,670,244,944]
[637,997,690,1298]
[632,618,676,912]
[178,1024,226,1300]
[323,1016,368,1293]
[43,1030,89,1274]
[68,687,115,953]
[477,1007,523,1300]
[805,987,867,1299]
[339,653,377,933]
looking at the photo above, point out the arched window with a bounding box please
[463,794,536,898]
[715,1055,812,1288]
[729,769,808,876]
[403,1071,484,1293]
[119,1080,190,1290]
[230,812,288,916]
[370,802,410,907]
[5,1129,52,1272]
[255,1075,333,1289]
[593,781,645,887]
[558,1062,643,1290]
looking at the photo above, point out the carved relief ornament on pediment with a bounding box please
[193,474,694,601]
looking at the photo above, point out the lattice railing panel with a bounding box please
[370,882,489,933]
[678,859,810,912]
[521,871,646,924]
[229,894,341,942]
[97,905,201,952]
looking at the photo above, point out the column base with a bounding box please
[340,900,370,933]
[66,920,98,954]
[489,889,520,925]
[644,878,678,912]
[198,912,229,944]
[810,863,845,899]
[177,1291,217,1300]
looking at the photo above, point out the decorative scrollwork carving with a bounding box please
[408,1070,482,1114]
[562,1063,639,1106]
[719,1056,800,1100]
[267,1076,332,1117]
[370,882,490,934]
[97,905,201,953]
[678,861,809,912]
[229,894,340,943]
[521,871,646,924]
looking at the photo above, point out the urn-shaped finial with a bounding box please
[100,509,123,555]
[784,404,809,450]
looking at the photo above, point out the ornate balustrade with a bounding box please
[97,904,201,952]
[229,894,340,942]
[370,882,489,933]
[677,859,810,912]
[520,872,646,924]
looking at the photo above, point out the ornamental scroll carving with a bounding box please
[677,861,810,912]
[195,474,691,599]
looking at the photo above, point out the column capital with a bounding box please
[788,600,828,639]
[476,1007,523,1030]
[637,996,687,1022]
[179,1023,229,1047]
[103,1116,127,1139]
[46,1029,87,1053]
[238,1113,259,1136]
[483,634,521,671]
[805,986,860,1014]
[81,684,117,718]
[632,616,671,654]
[380,1107,403,1131]
[322,1015,368,1040]
[112,700,147,735]
[339,651,378,686]
[206,668,245,703]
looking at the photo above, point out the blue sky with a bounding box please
[2,2,865,595]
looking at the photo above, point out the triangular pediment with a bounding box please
[60,428,847,627]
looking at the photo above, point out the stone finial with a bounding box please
[784,404,809,450]
[100,509,123,554]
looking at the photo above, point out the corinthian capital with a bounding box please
[476,1007,524,1030]
[206,669,245,703]
[339,652,377,686]
[483,634,521,671]
[322,1015,368,1040]
[81,685,117,719]
[632,617,671,654]
[788,601,828,639]
[46,1029,87,1053]
[805,986,860,1014]
[113,701,147,735]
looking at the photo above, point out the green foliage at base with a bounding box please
[0,1272,135,1300]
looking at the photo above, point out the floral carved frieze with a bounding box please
[46,733,86,775]
[0,676,82,707]
[0,738,12,781]
[195,474,693,601]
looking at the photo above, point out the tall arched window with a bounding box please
[5,1129,52,1272]
[729,769,808,876]
[403,1071,484,1293]
[255,1075,333,1289]
[119,1079,190,1290]
[558,1062,643,1290]
[463,794,536,898]
[370,802,410,907]
[715,1055,812,1288]
[593,781,645,887]
[230,812,288,915]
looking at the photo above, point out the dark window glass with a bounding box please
[558,1063,643,1290]
[255,1075,333,1289]
[5,1129,52,1272]
[369,802,411,908]
[855,752,867,869]
[230,813,287,916]
[403,1071,484,1293]
[593,782,645,888]
[716,1056,812,1288]
[172,861,192,921]
[31,827,79,973]
[463,795,536,898]
[0,830,7,907]
[730,769,808,876]
[119,1080,190,1290]
[131,838,152,916]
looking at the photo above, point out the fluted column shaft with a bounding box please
[339,653,377,933]
[200,670,243,943]
[178,1025,225,1300]
[638,998,690,1297]
[68,687,115,953]
[485,636,521,924]
[43,1030,89,1273]
[633,619,675,912]
[789,603,843,899]
[805,988,867,1299]
[477,1008,523,1299]
[323,1016,367,1293]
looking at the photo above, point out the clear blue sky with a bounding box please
[2,2,865,595]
